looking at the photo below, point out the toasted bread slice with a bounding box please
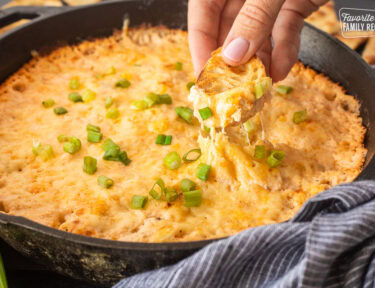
[363,37,375,65]
[305,1,340,35]
[189,48,272,129]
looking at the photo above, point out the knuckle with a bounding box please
[202,0,224,16]
[238,1,274,30]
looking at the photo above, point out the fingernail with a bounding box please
[223,37,250,62]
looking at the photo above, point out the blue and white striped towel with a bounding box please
[114,181,375,288]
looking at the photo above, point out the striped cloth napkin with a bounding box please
[114,181,375,288]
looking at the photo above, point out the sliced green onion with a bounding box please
[69,78,80,90]
[175,106,193,124]
[68,92,83,103]
[197,163,211,181]
[97,175,114,189]
[145,92,159,107]
[276,85,293,95]
[0,253,8,288]
[186,82,195,91]
[199,107,213,120]
[42,99,55,108]
[164,151,181,170]
[130,195,147,209]
[254,145,266,159]
[105,96,113,108]
[165,187,178,202]
[204,126,211,133]
[115,78,131,89]
[293,109,307,124]
[102,139,119,152]
[164,135,172,145]
[131,100,148,110]
[119,151,131,166]
[33,142,54,161]
[155,134,166,145]
[83,156,97,175]
[87,131,103,143]
[157,94,172,104]
[183,190,202,207]
[149,178,165,200]
[82,89,96,103]
[254,83,264,99]
[183,149,201,162]
[266,150,285,168]
[54,107,68,115]
[87,124,101,133]
[243,119,256,133]
[63,136,81,154]
[103,146,121,161]
[57,134,69,143]
[180,178,196,192]
[175,62,183,71]
[106,107,120,119]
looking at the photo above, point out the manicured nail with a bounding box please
[223,37,250,62]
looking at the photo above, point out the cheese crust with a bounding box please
[0,27,366,242]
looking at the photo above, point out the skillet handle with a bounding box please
[0,6,68,30]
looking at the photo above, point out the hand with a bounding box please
[188,0,329,81]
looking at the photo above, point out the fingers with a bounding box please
[221,0,285,66]
[217,0,245,46]
[270,0,329,81]
[256,37,272,76]
[188,0,227,77]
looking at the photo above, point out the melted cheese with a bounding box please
[0,27,366,242]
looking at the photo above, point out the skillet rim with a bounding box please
[0,1,374,250]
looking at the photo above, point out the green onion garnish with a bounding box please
[254,83,264,99]
[57,134,69,143]
[165,187,178,202]
[199,107,213,120]
[186,82,195,91]
[115,78,131,89]
[87,124,101,133]
[155,134,172,145]
[175,62,183,71]
[164,135,172,145]
[276,85,293,95]
[101,139,131,165]
[243,119,256,133]
[197,163,211,181]
[157,94,172,104]
[254,145,266,159]
[204,126,211,133]
[293,109,307,124]
[54,107,68,115]
[266,150,285,168]
[145,92,159,107]
[183,190,202,207]
[87,131,103,143]
[105,97,113,109]
[182,149,201,162]
[149,178,165,200]
[83,156,97,175]
[130,195,147,209]
[180,178,196,192]
[131,100,148,110]
[0,253,8,288]
[97,175,114,189]
[42,99,55,108]
[69,78,80,90]
[63,136,81,154]
[32,142,54,161]
[175,106,193,124]
[82,89,96,103]
[164,151,181,170]
[68,92,83,103]
[106,107,120,119]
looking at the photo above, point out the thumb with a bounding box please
[222,0,285,66]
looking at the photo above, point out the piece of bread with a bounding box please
[2,0,61,7]
[306,1,340,35]
[363,37,375,65]
[189,48,272,128]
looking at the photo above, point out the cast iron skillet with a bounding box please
[0,0,375,285]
